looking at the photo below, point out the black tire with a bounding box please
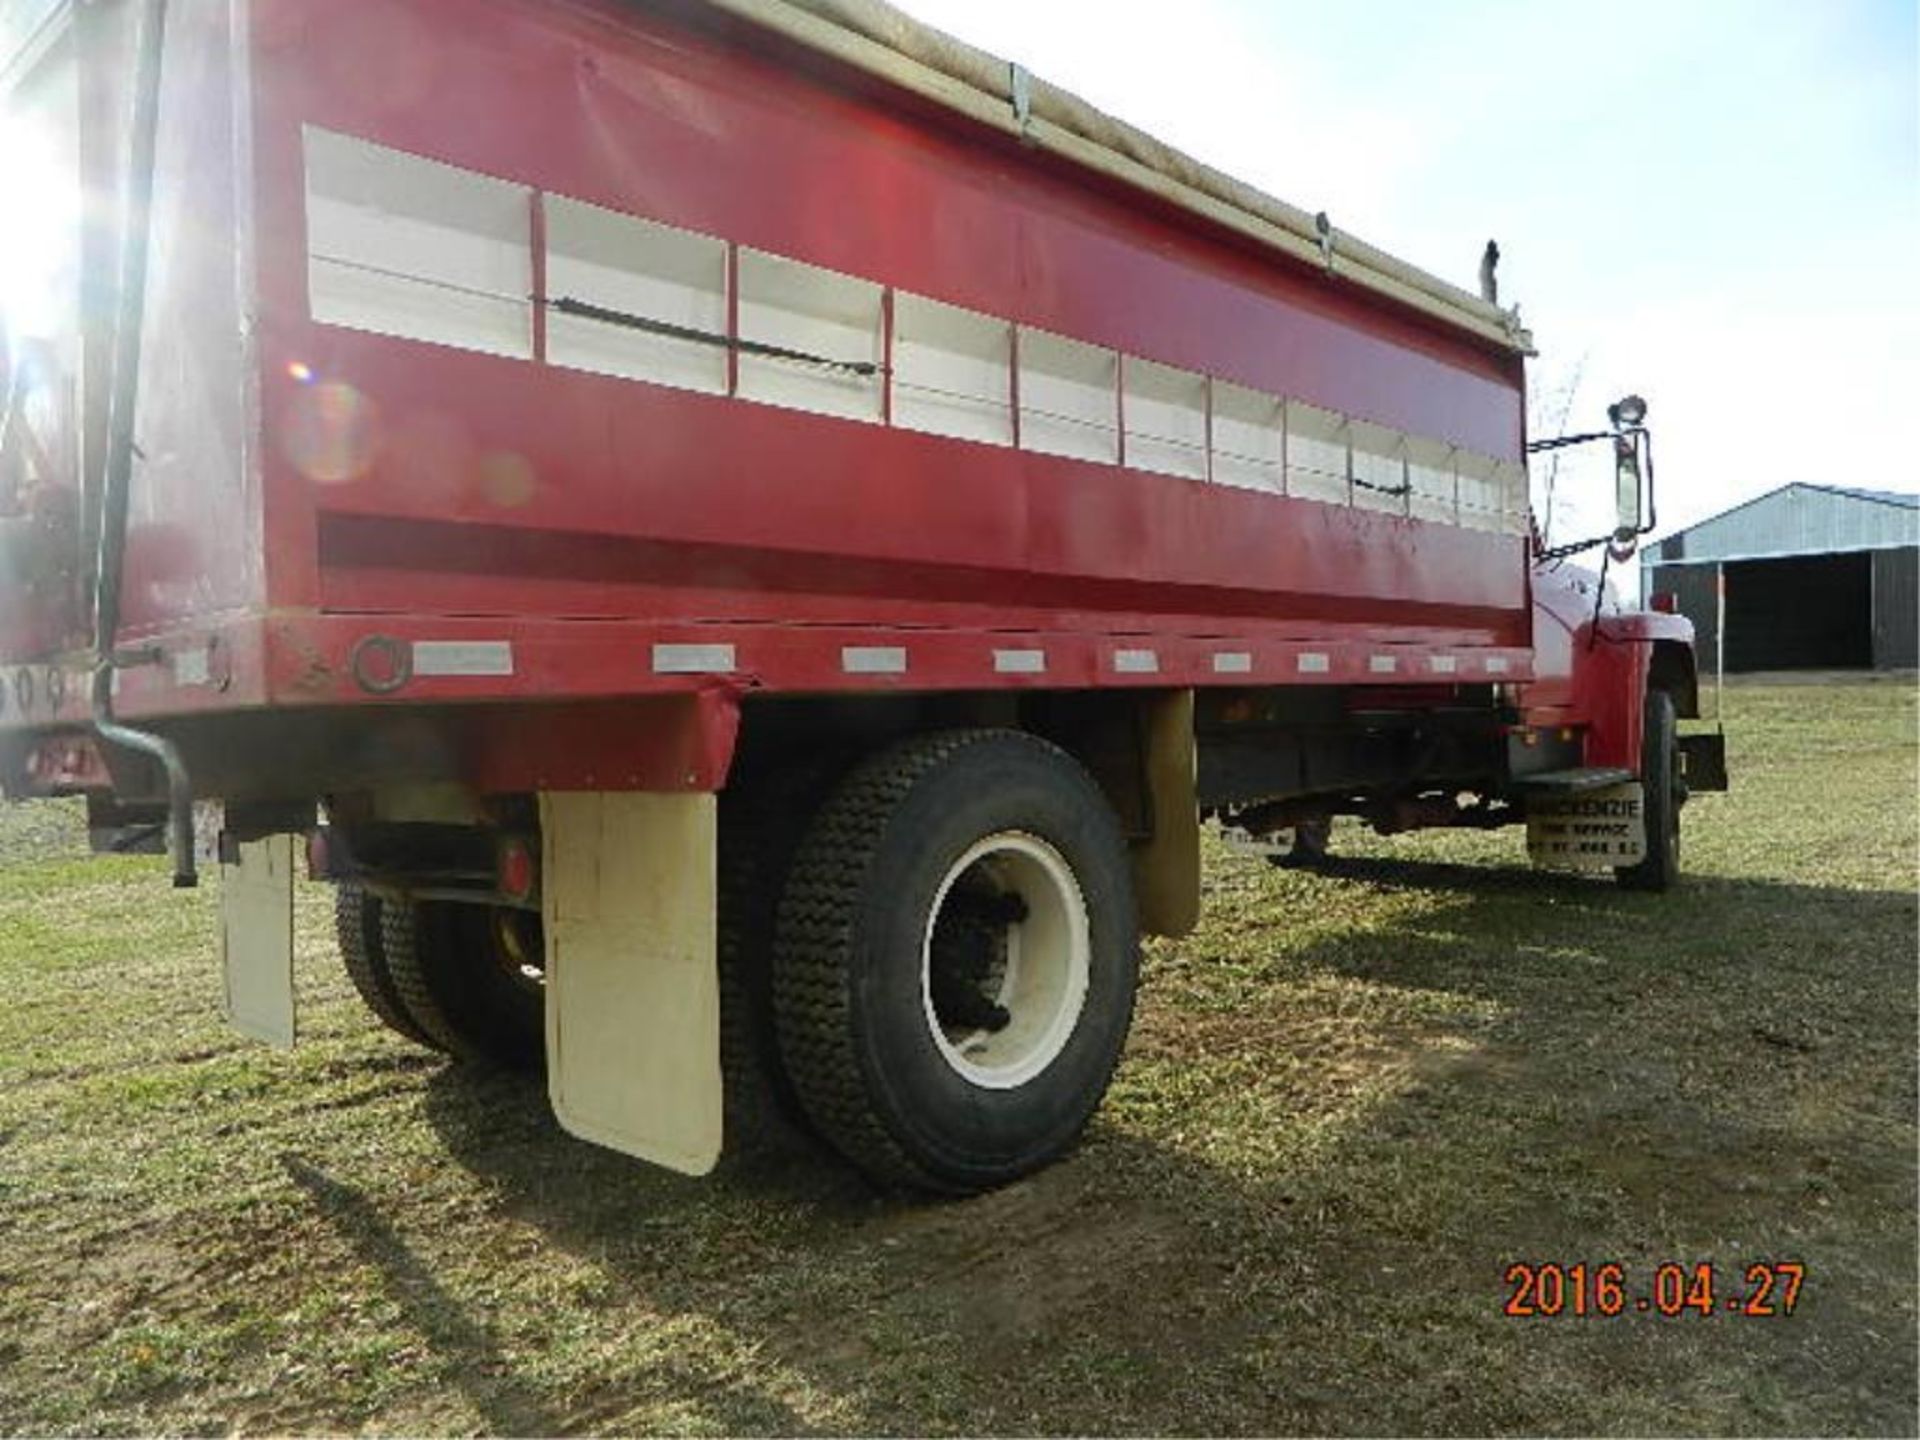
[333,883,444,1052]
[771,729,1139,1193]
[1617,687,1682,891]
[717,758,851,1145]
[380,899,545,1071]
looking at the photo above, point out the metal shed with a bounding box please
[1643,484,1919,672]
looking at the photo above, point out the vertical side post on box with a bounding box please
[540,791,722,1176]
[220,835,296,1047]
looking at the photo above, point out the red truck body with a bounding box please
[0,0,1647,762]
[0,0,1709,1189]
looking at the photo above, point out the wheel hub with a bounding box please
[921,832,1090,1089]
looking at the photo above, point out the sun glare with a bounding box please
[0,66,81,352]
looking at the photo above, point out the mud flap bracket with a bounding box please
[539,791,722,1176]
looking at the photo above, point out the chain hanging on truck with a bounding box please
[544,295,882,377]
[1352,474,1411,499]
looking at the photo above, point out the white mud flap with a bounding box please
[1527,783,1648,870]
[539,792,722,1176]
[219,835,297,1047]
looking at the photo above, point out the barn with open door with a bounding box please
[1643,485,1919,673]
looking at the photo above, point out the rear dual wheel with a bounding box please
[716,755,855,1145]
[332,885,545,1070]
[771,730,1140,1193]
[332,729,1142,1193]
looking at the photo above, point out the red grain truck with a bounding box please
[0,0,1724,1191]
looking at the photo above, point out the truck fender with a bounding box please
[540,790,722,1176]
[1647,638,1701,719]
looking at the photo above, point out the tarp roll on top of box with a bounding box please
[696,0,1533,355]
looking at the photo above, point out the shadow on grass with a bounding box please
[275,859,1917,1436]
[1282,854,1918,1002]
[281,1154,569,1437]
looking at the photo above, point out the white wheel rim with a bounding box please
[920,831,1091,1090]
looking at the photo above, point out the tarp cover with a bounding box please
[702,0,1531,353]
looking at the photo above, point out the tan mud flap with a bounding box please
[539,792,722,1176]
[1526,783,1648,870]
[220,835,297,1047]
[1134,689,1200,937]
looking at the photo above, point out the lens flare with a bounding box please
[281,382,380,484]
[286,361,315,385]
[478,451,537,509]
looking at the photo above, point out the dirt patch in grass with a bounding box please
[0,680,1914,1435]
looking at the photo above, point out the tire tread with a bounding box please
[773,729,1090,1191]
[379,901,491,1062]
[717,766,839,1149]
[333,884,442,1051]
[1617,688,1681,892]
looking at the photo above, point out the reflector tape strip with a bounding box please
[413,640,514,677]
[1113,649,1159,674]
[1212,652,1253,675]
[1430,655,1459,674]
[1297,652,1330,674]
[1485,656,1511,674]
[1369,654,1398,674]
[653,643,736,674]
[993,648,1047,675]
[842,646,908,675]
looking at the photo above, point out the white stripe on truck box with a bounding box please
[993,649,1047,675]
[301,126,1535,544]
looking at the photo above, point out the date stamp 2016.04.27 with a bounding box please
[1503,1261,1806,1319]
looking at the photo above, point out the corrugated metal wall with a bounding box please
[1643,485,1917,672]
[1652,486,1918,565]
[1872,547,1918,669]
[1648,546,1917,672]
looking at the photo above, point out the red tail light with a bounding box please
[497,836,537,904]
[1649,591,1678,614]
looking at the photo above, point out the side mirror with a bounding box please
[1614,431,1643,541]
[1524,393,1655,563]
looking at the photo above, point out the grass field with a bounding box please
[1,679,1914,1436]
